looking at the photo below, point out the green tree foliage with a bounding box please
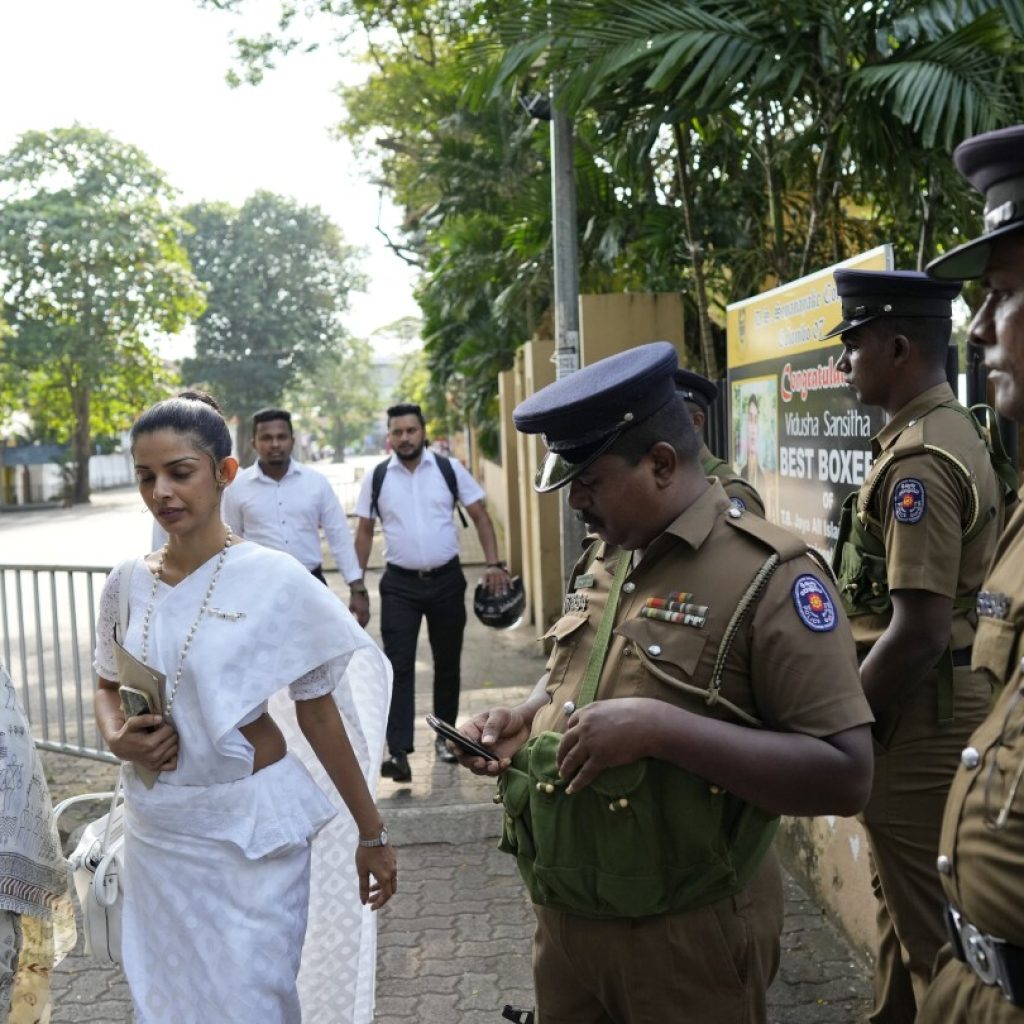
[181,192,366,454]
[0,126,202,502]
[482,0,1024,373]
[200,0,1024,417]
[286,335,380,458]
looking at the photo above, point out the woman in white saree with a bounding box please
[93,394,395,1024]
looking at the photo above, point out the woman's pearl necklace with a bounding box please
[140,526,233,719]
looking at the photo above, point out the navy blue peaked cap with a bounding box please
[822,269,962,341]
[674,369,718,411]
[514,341,679,492]
[928,124,1024,280]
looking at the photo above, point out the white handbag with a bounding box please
[55,559,135,963]
[57,775,125,963]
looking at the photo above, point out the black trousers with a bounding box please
[379,561,467,754]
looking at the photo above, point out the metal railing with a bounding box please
[0,564,117,763]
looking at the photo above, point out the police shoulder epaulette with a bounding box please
[724,512,807,564]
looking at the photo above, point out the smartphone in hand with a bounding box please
[425,713,499,761]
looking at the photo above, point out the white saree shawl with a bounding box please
[98,543,391,1023]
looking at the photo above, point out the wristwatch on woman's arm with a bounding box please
[358,824,389,848]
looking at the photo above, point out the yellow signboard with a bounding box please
[727,244,892,367]
[725,245,893,552]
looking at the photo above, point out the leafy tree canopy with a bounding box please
[199,0,1024,416]
[181,192,367,451]
[286,334,380,459]
[0,125,203,501]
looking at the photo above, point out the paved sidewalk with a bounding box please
[45,562,872,1022]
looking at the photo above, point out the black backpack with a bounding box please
[369,453,468,527]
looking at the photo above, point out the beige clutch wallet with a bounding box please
[113,561,166,789]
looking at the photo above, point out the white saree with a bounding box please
[94,543,391,1024]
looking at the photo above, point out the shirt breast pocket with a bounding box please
[540,614,590,693]
[614,616,709,701]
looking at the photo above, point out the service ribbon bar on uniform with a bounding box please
[640,606,707,628]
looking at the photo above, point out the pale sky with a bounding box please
[0,0,421,356]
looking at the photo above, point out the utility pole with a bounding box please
[549,92,587,584]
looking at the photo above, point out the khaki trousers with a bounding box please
[861,664,992,1024]
[532,849,784,1024]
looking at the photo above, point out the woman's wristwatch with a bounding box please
[486,562,509,573]
[358,824,389,848]
[350,580,369,595]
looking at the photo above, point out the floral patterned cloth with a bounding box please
[0,665,75,1024]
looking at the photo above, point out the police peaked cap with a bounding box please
[674,369,718,412]
[822,269,962,341]
[513,341,679,492]
[928,124,1024,280]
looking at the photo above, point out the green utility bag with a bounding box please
[834,489,891,617]
[495,548,780,920]
[497,731,777,919]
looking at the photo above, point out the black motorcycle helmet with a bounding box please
[473,575,526,630]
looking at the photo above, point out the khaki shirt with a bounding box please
[936,498,1024,946]
[850,383,1003,650]
[536,482,872,739]
[700,443,766,517]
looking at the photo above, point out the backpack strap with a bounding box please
[434,454,469,527]
[369,459,390,521]
[369,453,470,527]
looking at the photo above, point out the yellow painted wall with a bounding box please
[511,341,562,632]
[579,292,685,367]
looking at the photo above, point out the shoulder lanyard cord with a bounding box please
[576,551,631,708]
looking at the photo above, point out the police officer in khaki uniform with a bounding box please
[451,342,874,1024]
[827,269,1007,1023]
[675,369,766,516]
[915,123,1024,1023]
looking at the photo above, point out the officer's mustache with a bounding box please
[575,511,603,529]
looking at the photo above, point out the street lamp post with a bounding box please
[549,93,587,583]
[520,86,587,585]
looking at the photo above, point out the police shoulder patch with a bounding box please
[792,574,837,632]
[892,478,926,524]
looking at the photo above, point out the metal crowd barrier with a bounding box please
[0,564,118,763]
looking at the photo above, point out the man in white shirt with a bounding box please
[222,408,370,626]
[354,403,509,782]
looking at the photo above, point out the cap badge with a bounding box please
[792,574,837,632]
[985,199,1019,231]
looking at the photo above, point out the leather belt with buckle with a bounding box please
[386,557,460,580]
[946,904,1024,1006]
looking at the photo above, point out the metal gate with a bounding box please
[0,564,117,763]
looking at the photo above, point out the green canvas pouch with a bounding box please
[498,732,777,918]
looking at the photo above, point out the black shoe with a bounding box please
[434,736,459,764]
[381,751,412,782]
